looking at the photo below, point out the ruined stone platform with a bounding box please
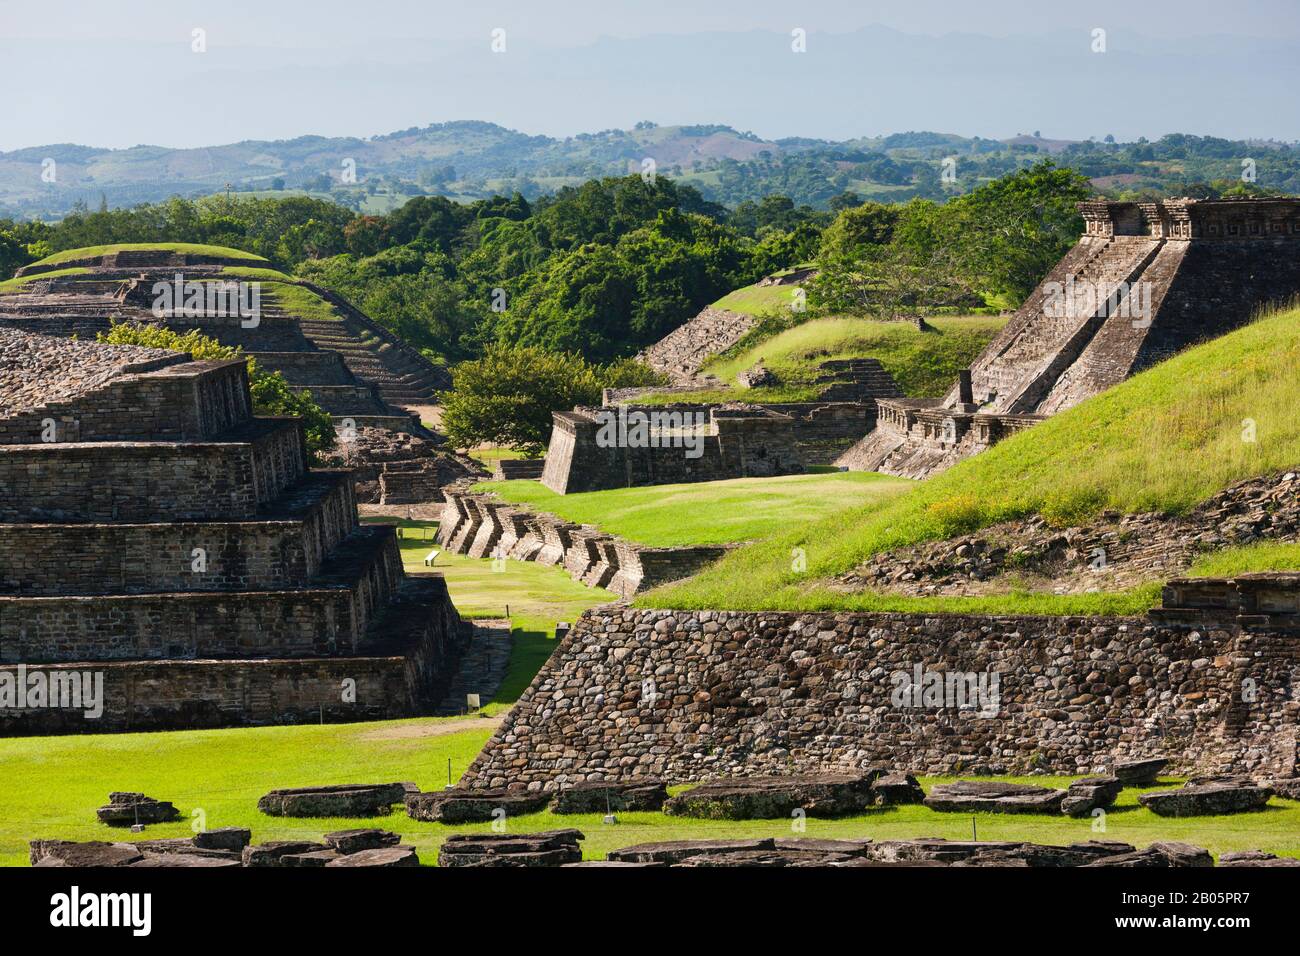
[662,774,878,820]
[0,331,469,735]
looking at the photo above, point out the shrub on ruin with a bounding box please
[97,322,336,460]
[440,344,664,456]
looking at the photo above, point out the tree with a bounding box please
[440,344,604,455]
[439,344,664,455]
[96,323,336,460]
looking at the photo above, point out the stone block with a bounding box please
[662,774,877,820]
[549,780,668,814]
[1138,781,1273,817]
[257,783,407,818]
[406,788,550,823]
[923,780,1067,814]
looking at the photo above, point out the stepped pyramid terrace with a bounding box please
[839,197,1300,478]
[0,328,468,734]
[0,245,479,503]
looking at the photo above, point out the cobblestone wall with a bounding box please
[463,606,1300,790]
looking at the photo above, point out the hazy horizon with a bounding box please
[4,1,1299,151]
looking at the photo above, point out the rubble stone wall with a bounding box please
[463,606,1300,790]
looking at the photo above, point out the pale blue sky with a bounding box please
[3,0,1298,149]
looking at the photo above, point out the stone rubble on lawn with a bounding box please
[95,792,181,827]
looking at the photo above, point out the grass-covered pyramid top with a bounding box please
[22,242,269,273]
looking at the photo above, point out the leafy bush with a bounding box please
[440,344,666,455]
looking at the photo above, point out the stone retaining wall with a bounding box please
[435,491,728,596]
[462,606,1300,790]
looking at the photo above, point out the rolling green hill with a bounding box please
[643,303,1300,613]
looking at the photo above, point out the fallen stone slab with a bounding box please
[439,829,582,867]
[325,846,420,867]
[550,779,668,814]
[1112,757,1169,786]
[257,783,407,818]
[193,828,251,852]
[325,829,401,854]
[662,774,877,820]
[1060,776,1123,817]
[406,788,550,823]
[1084,842,1214,868]
[96,792,181,827]
[562,860,668,867]
[773,837,873,857]
[30,840,143,867]
[1138,781,1273,817]
[674,850,816,867]
[135,842,240,861]
[281,849,344,867]
[1219,850,1300,867]
[607,838,776,865]
[869,839,1023,864]
[130,854,242,868]
[1265,777,1300,801]
[867,838,1137,867]
[241,841,331,867]
[923,781,1066,814]
[445,848,581,867]
[870,772,925,806]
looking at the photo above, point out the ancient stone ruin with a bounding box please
[434,489,729,596]
[0,247,474,503]
[545,354,904,494]
[0,329,469,734]
[31,828,421,867]
[840,198,1300,478]
[461,602,1299,790]
[636,306,758,384]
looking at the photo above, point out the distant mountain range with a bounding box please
[4,121,1298,220]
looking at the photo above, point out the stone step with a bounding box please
[432,618,513,715]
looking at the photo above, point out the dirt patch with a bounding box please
[359,715,502,741]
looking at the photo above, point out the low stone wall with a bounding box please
[541,405,803,494]
[435,492,728,596]
[461,606,1300,790]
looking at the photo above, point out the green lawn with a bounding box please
[2,723,1294,867]
[477,472,914,547]
[646,305,1300,612]
[30,242,267,267]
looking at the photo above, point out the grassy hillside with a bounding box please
[638,314,1005,403]
[710,282,804,316]
[31,242,268,267]
[644,304,1300,612]
[478,472,913,547]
